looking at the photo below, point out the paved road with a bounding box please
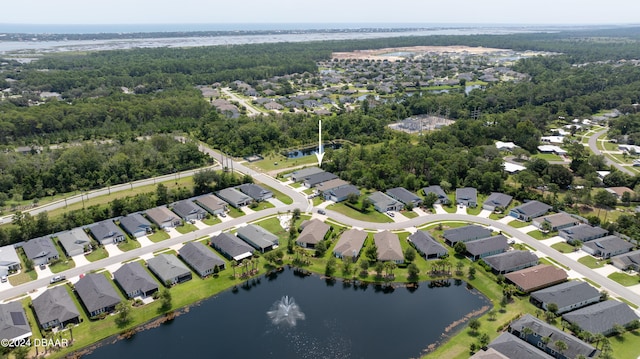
[220,87,261,117]
[588,128,634,175]
[3,142,640,309]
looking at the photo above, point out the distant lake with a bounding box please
[84,269,490,359]
[283,143,343,159]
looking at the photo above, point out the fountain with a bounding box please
[267,295,306,326]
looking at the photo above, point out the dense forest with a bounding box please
[0,135,209,202]
[1,27,640,242]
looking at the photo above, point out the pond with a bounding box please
[283,143,343,159]
[84,269,490,359]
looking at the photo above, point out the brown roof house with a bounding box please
[333,229,367,260]
[605,186,634,200]
[505,264,568,293]
[533,213,581,232]
[296,219,330,249]
[374,231,403,264]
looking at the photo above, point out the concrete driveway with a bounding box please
[137,235,154,247]
[433,204,448,215]
[104,243,124,256]
[72,253,90,267]
[35,264,53,278]
[477,209,492,218]
[412,207,429,216]
[267,197,286,208]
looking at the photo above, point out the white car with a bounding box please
[50,275,66,284]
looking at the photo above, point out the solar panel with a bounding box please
[10,311,26,326]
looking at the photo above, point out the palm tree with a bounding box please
[66,322,74,343]
[522,326,533,338]
[554,340,568,355]
[231,260,237,278]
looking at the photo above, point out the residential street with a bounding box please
[2,141,640,312]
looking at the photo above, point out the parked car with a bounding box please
[317,209,326,215]
[50,275,66,284]
[1,276,7,283]
[386,212,395,217]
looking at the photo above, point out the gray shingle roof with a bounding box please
[22,236,58,262]
[216,188,251,206]
[194,194,227,213]
[179,242,225,276]
[562,300,640,335]
[327,185,361,199]
[443,225,492,244]
[171,200,206,219]
[147,254,192,284]
[510,314,598,359]
[583,235,634,255]
[456,187,477,201]
[75,273,121,315]
[210,233,254,261]
[88,220,125,242]
[484,192,513,208]
[32,286,80,327]
[368,191,402,209]
[511,200,552,217]
[119,213,152,236]
[236,224,278,251]
[483,250,538,273]
[386,187,421,205]
[113,262,159,297]
[407,231,447,257]
[422,185,447,200]
[57,228,91,255]
[531,281,600,311]
[559,224,608,242]
[0,302,31,340]
[303,172,338,186]
[290,166,324,181]
[237,183,272,201]
[465,235,509,256]
[488,332,554,359]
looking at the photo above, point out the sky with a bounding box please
[1,0,639,26]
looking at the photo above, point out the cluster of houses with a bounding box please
[0,221,281,342]
[7,183,274,270]
[289,167,361,203]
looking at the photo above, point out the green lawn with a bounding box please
[254,217,289,243]
[442,204,457,214]
[466,206,482,216]
[8,249,38,285]
[148,230,170,243]
[402,211,419,219]
[531,153,563,161]
[249,153,319,172]
[312,196,324,206]
[508,220,529,228]
[253,201,275,211]
[326,202,393,223]
[488,213,504,220]
[608,272,640,287]
[176,223,198,234]
[260,183,294,205]
[577,255,605,269]
[202,216,222,225]
[117,239,141,252]
[50,258,76,273]
[527,230,553,240]
[551,242,576,253]
[227,206,245,218]
[85,247,109,262]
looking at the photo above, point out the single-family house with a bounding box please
[465,235,509,261]
[407,231,448,259]
[57,228,92,257]
[487,332,554,359]
[582,235,634,259]
[302,172,338,188]
[194,194,228,215]
[75,273,121,317]
[179,242,225,277]
[509,314,598,359]
[0,245,19,279]
[374,231,404,264]
[505,264,568,293]
[323,184,361,203]
[145,206,181,229]
[605,186,634,200]
[562,300,640,336]
[530,281,601,314]
[210,232,254,261]
[559,224,608,243]
[503,162,527,174]
[236,224,279,253]
[611,249,640,272]
[237,183,273,202]
[442,225,492,246]
[368,191,404,213]
[482,192,513,212]
[119,213,152,238]
[509,201,552,221]
[456,187,478,207]
[113,262,159,298]
[315,178,349,193]
[171,199,206,221]
[88,220,126,245]
[495,141,519,151]
[147,254,193,286]
[422,185,450,205]
[386,187,423,208]
[296,219,330,249]
[483,250,539,274]
[533,213,581,232]
[290,167,324,182]
[216,188,252,208]
[333,229,367,259]
[32,286,81,329]
[0,302,32,342]
[22,236,59,266]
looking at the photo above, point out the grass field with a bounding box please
[608,272,640,287]
[85,247,108,262]
[326,202,393,223]
[117,239,141,252]
[577,255,605,269]
[176,223,198,234]
[508,220,528,228]
[531,153,563,162]
[403,211,419,219]
[551,242,576,253]
[148,230,170,243]
[527,230,553,240]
